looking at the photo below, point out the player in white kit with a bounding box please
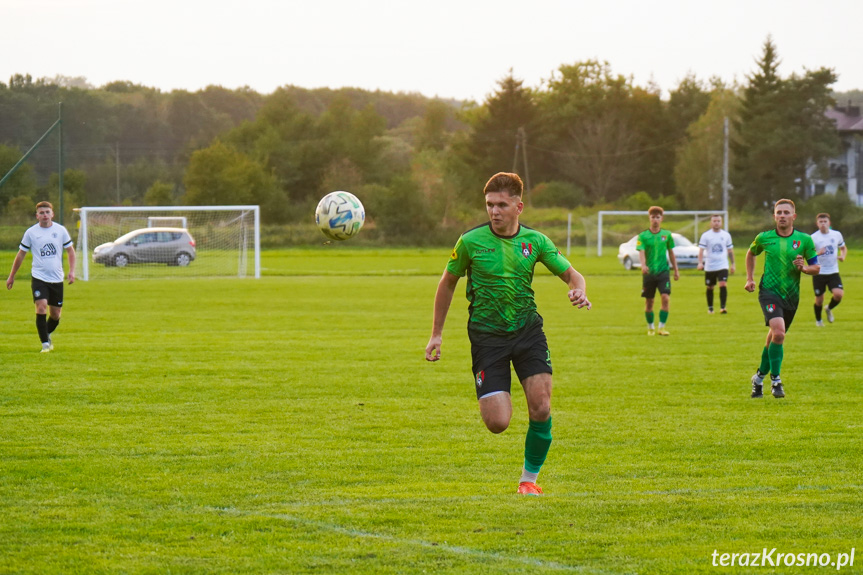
[6,201,76,352]
[811,213,847,326]
[697,214,735,314]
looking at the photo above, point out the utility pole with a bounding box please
[519,127,531,205]
[722,116,729,217]
[115,142,121,204]
[512,130,521,173]
[58,103,64,224]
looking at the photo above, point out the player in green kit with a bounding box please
[637,206,679,335]
[425,172,592,495]
[745,199,819,398]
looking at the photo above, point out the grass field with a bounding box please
[1,247,861,574]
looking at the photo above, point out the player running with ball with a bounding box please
[425,172,591,496]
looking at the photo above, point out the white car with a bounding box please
[617,233,700,270]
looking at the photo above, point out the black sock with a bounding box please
[814,304,823,321]
[706,289,714,309]
[47,317,59,335]
[719,286,727,309]
[828,298,840,310]
[36,314,49,343]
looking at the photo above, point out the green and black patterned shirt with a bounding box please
[749,228,818,309]
[636,228,675,274]
[446,223,571,339]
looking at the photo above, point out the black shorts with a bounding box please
[704,269,729,286]
[642,271,671,299]
[469,320,552,400]
[813,273,843,296]
[758,293,796,330]
[31,278,64,307]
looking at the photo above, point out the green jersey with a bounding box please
[636,228,675,274]
[446,223,571,338]
[749,228,818,309]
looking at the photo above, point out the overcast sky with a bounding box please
[2,0,860,101]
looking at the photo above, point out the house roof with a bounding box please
[826,107,863,132]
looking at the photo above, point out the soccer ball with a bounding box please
[315,191,365,241]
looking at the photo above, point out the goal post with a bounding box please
[595,210,728,256]
[75,205,260,280]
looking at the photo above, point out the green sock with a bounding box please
[524,417,552,474]
[659,310,669,324]
[768,342,784,377]
[758,346,770,376]
[645,311,655,326]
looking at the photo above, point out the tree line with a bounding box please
[0,36,859,241]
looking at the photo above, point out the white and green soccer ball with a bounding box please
[315,191,365,241]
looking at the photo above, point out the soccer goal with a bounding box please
[592,210,728,256]
[75,206,260,280]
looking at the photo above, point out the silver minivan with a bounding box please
[93,227,197,267]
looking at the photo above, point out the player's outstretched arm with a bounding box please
[425,270,460,361]
[6,250,26,290]
[559,266,591,310]
[744,249,757,292]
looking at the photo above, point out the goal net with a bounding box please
[75,206,260,280]
[590,210,728,256]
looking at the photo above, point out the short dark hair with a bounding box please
[483,172,523,197]
[648,206,664,216]
[816,212,831,221]
[35,201,53,211]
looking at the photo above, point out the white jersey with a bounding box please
[697,228,734,272]
[19,222,73,283]
[812,229,845,275]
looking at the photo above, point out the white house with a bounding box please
[814,105,863,205]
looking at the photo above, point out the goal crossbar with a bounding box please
[596,210,728,256]
[75,205,261,280]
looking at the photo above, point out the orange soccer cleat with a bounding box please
[517,482,544,496]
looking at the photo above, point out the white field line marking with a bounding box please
[214,507,629,575]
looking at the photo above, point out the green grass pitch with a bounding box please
[1,248,861,573]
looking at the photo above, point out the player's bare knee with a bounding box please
[833,290,844,301]
[483,416,510,434]
[528,404,551,422]
[772,331,786,345]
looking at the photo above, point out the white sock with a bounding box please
[658,322,665,329]
[648,323,655,329]
[520,469,539,484]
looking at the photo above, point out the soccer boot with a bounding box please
[720,309,728,314]
[40,342,51,353]
[751,373,764,398]
[771,378,785,399]
[517,482,543,496]
[708,307,714,314]
[647,328,656,336]
[815,320,825,327]
[657,328,670,336]
[47,334,54,351]
[826,308,834,323]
